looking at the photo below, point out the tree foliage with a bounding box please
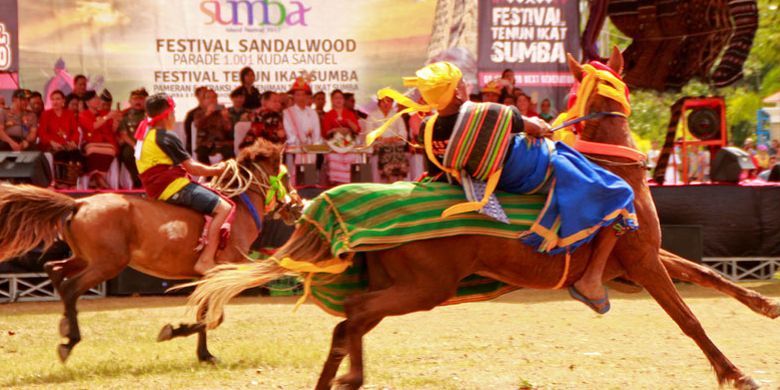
[603,0,780,147]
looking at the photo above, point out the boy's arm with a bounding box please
[182,159,226,177]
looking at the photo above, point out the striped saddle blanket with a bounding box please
[302,181,546,315]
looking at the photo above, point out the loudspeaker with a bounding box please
[661,225,703,263]
[295,163,319,186]
[350,163,372,183]
[0,151,51,187]
[688,107,722,140]
[710,147,755,182]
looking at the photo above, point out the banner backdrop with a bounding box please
[477,0,580,112]
[18,0,436,117]
[0,0,19,74]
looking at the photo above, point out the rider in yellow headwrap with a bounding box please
[367,61,641,317]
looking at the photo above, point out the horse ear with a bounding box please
[566,53,584,82]
[607,46,624,75]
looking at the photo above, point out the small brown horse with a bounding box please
[0,139,302,363]
[188,49,771,389]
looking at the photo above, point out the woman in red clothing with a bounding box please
[322,90,361,184]
[39,90,83,188]
[79,90,120,189]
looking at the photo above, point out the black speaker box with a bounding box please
[768,163,780,182]
[350,163,372,183]
[295,163,319,186]
[661,225,703,263]
[710,147,755,182]
[0,151,51,187]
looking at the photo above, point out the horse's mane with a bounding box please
[237,138,284,166]
[210,139,285,196]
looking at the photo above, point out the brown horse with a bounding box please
[0,139,302,363]
[187,49,773,389]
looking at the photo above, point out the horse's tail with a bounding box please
[0,184,78,262]
[186,223,333,328]
[186,259,289,328]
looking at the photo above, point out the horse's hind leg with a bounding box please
[157,321,219,364]
[333,285,452,389]
[621,250,758,389]
[44,257,87,295]
[315,319,380,390]
[659,250,780,319]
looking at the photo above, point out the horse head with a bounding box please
[237,139,304,225]
[564,47,634,149]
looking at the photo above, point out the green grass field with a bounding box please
[1,283,779,389]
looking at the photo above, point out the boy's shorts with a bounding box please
[166,182,220,215]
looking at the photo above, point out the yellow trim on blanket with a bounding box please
[278,256,354,311]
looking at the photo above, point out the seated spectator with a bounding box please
[241,91,286,148]
[71,74,88,99]
[65,93,84,114]
[184,86,208,154]
[80,90,120,189]
[239,67,261,110]
[502,95,516,106]
[323,89,361,185]
[516,94,539,118]
[500,68,517,97]
[29,91,45,120]
[367,96,409,182]
[344,92,367,120]
[38,90,82,188]
[481,80,502,103]
[116,88,149,188]
[227,87,250,126]
[194,89,234,163]
[0,96,6,110]
[312,91,326,125]
[0,89,39,151]
[99,89,114,112]
[539,98,555,123]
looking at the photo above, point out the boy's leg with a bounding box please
[570,223,618,314]
[166,183,233,275]
[193,198,231,275]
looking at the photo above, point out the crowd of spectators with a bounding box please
[0,66,623,190]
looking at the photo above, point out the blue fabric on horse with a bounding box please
[498,135,638,254]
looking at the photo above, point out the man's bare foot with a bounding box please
[570,280,610,314]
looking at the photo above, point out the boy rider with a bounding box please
[135,93,231,275]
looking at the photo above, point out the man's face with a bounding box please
[231,95,245,109]
[13,96,28,111]
[243,71,256,86]
[378,97,393,113]
[292,90,308,106]
[345,96,356,110]
[313,94,325,108]
[130,96,145,111]
[100,100,112,112]
[268,94,282,112]
[30,96,44,113]
[74,78,87,94]
[87,96,101,111]
[482,92,499,103]
[541,100,551,113]
[204,91,218,108]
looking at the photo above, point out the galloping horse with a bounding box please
[187,49,772,389]
[0,139,302,363]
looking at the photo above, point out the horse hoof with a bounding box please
[199,355,219,365]
[59,317,70,338]
[735,376,760,390]
[768,302,780,319]
[57,344,71,363]
[157,324,174,342]
[332,374,362,390]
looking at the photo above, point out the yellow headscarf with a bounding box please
[365,61,463,178]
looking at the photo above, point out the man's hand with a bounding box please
[213,161,227,174]
[9,140,21,151]
[50,141,63,151]
[524,117,552,138]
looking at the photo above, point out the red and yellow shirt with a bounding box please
[137,128,192,200]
